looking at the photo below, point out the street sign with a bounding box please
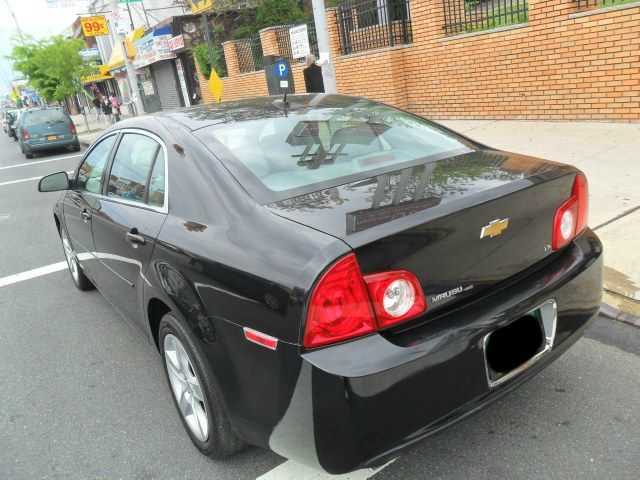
[81,15,110,37]
[208,70,223,102]
[111,5,129,34]
[274,60,289,80]
[289,24,310,60]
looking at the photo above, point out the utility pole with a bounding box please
[3,0,24,44]
[108,0,145,115]
[311,0,337,94]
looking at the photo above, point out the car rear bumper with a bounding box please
[270,229,603,474]
[25,135,78,151]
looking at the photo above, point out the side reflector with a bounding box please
[244,327,278,350]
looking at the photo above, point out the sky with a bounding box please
[0,0,88,96]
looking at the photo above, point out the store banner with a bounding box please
[168,35,185,52]
[133,26,176,69]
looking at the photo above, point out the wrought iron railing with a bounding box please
[236,36,264,73]
[442,0,529,36]
[275,22,320,62]
[336,0,413,55]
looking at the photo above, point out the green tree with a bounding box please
[255,0,309,30]
[9,35,95,102]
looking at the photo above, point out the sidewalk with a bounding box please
[440,120,640,317]
[71,111,132,146]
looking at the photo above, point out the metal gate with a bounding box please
[152,61,182,110]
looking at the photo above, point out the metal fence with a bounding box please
[336,0,413,55]
[575,0,636,7]
[442,0,529,36]
[236,36,264,73]
[275,22,320,63]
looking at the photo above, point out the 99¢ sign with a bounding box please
[81,16,110,37]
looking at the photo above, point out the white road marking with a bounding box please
[0,171,75,187]
[0,262,68,288]
[0,154,82,170]
[256,459,396,480]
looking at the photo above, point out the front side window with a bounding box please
[107,133,161,204]
[76,135,117,194]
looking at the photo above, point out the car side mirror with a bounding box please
[38,171,70,192]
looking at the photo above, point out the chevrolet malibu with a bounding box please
[39,94,603,474]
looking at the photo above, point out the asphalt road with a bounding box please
[0,130,638,480]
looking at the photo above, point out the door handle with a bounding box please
[126,231,146,248]
[80,210,91,222]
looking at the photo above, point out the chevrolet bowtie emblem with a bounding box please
[480,218,509,239]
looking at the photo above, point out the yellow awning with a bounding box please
[124,27,145,59]
[106,43,126,71]
[81,65,114,84]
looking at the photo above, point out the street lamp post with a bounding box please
[108,0,145,115]
[2,0,24,44]
[311,0,338,94]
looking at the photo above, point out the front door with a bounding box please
[64,133,118,277]
[90,131,167,331]
[138,72,163,114]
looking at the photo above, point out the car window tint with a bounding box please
[76,135,116,194]
[25,108,68,126]
[147,150,166,208]
[195,102,473,203]
[107,134,160,204]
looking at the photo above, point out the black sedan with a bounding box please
[39,94,603,474]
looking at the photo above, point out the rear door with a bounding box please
[90,130,168,331]
[63,133,118,278]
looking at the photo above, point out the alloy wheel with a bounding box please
[61,228,80,283]
[164,334,209,442]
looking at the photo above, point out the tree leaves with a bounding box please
[8,35,96,102]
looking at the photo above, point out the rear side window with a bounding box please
[24,109,68,126]
[76,135,117,194]
[107,133,162,205]
[195,101,472,203]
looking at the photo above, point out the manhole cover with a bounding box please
[0,214,10,222]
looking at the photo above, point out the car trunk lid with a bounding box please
[267,150,578,317]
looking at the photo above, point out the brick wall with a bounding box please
[201,0,640,121]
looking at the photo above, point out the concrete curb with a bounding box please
[600,302,640,328]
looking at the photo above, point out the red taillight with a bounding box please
[69,123,77,134]
[22,130,29,140]
[364,271,426,328]
[303,255,426,348]
[552,174,589,251]
[304,254,377,348]
[573,173,588,235]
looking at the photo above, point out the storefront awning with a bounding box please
[133,25,176,70]
[106,43,126,72]
[124,27,145,59]
[81,65,114,84]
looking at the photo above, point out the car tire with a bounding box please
[59,223,93,291]
[159,313,244,459]
[25,150,33,159]
[72,142,81,152]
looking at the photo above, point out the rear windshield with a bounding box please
[195,102,474,203]
[25,109,68,126]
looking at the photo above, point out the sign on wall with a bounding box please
[81,15,110,37]
[289,24,310,60]
[168,35,185,52]
[133,27,177,69]
[189,0,213,14]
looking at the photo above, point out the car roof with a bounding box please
[154,93,371,132]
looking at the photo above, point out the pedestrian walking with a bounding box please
[109,92,122,122]
[101,95,113,125]
[303,54,325,94]
[92,96,104,123]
